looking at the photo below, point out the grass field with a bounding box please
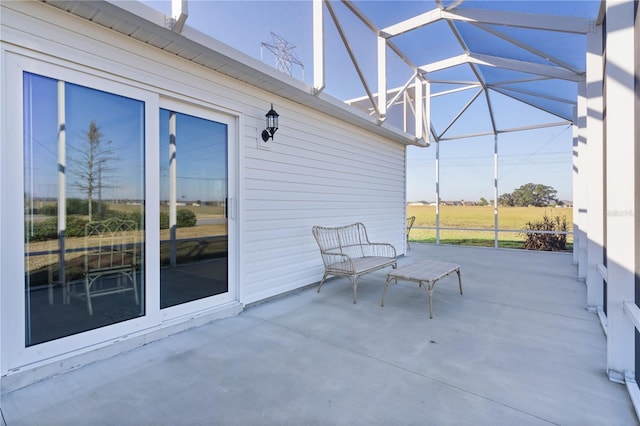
[34,202,571,252]
[407,205,573,250]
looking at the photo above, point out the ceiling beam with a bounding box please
[325,0,381,118]
[490,85,577,105]
[418,53,582,82]
[491,86,573,121]
[471,23,583,74]
[419,54,468,73]
[468,53,583,82]
[381,8,442,38]
[437,121,571,141]
[381,6,593,39]
[442,7,594,34]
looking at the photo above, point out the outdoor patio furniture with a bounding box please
[406,216,415,249]
[76,218,140,315]
[382,260,462,318]
[312,222,397,303]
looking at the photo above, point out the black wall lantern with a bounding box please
[261,103,279,142]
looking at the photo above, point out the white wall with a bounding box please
[242,105,406,303]
[0,0,407,377]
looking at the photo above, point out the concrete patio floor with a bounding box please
[2,244,638,425]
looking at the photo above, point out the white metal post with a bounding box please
[169,111,177,267]
[403,92,408,133]
[604,0,636,384]
[435,141,440,245]
[415,75,423,139]
[585,24,604,312]
[572,105,580,265]
[312,0,325,94]
[577,78,588,280]
[424,80,431,143]
[494,134,499,249]
[378,36,387,118]
[170,0,188,33]
[57,81,66,300]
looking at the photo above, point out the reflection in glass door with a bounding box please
[23,73,146,346]
[159,109,228,308]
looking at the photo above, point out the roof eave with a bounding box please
[44,0,423,147]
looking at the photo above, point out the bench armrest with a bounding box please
[360,243,396,258]
[321,251,356,274]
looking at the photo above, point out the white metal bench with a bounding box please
[312,223,397,303]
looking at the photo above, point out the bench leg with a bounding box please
[456,268,463,295]
[317,272,330,293]
[85,277,94,316]
[425,281,434,319]
[351,276,360,304]
[381,275,396,307]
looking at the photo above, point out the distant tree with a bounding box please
[478,197,489,206]
[512,183,558,207]
[499,183,558,207]
[67,121,119,221]
[498,192,515,206]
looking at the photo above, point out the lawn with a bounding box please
[407,205,573,250]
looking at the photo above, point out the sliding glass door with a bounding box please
[159,109,228,308]
[23,72,145,345]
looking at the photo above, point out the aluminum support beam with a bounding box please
[312,0,324,94]
[414,75,423,139]
[424,80,430,144]
[435,141,440,245]
[472,23,582,74]
[170,0,188,33]
[381,8,442,38]
[169,111,177,267]
[585,24,604,312]
[57,81,67,294]
[419,54,468,74]
[572,105,579,265]
[325,1,380,118]
[604,0,636,384]
[419,53,582,82]
[468,54,583,82]
[493,135,499,249]
[441,8,593,34]
[381,7,592,38]
[378,36,387,118]
[576,79,588,280]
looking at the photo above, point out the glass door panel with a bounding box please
[159,109,228,308]
[23,72,146,346]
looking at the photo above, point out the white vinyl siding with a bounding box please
[0,0,407,376]
[242,106,406,303]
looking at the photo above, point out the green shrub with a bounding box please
[160,211,170,229]
[39,204,58,216]
[25,215,90,241]
[101,209,143,227]
[176,209,197,227]
[159,209,196,229]
[34,199,107,217]
[25,217,58,242]
[66,215,89,238]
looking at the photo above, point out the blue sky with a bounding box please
[140,0,597,202]
[24,73,145,201]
